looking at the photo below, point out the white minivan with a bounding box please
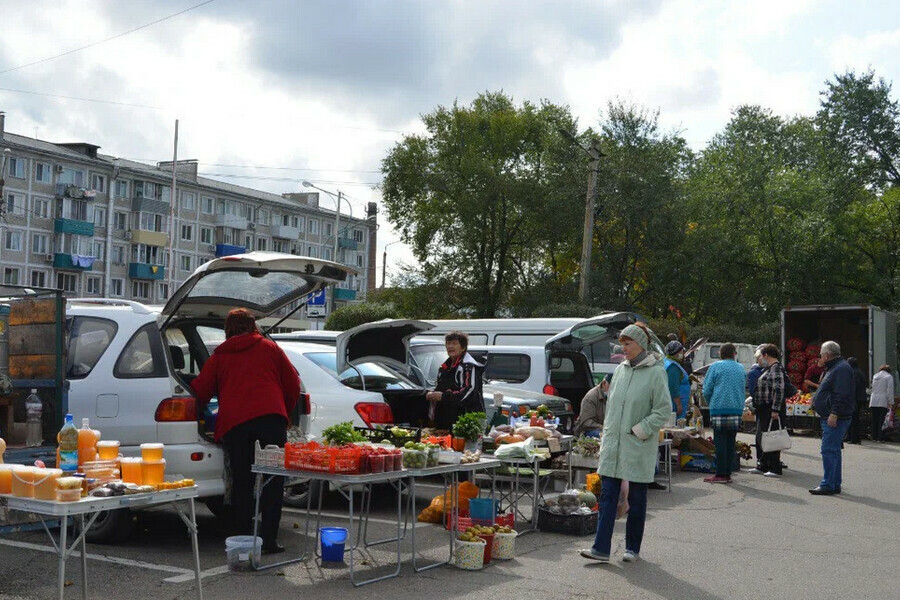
[65,252,354,541]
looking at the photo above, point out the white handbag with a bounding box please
[760,418,791,453]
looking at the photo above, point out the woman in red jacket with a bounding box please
[192,308,300,554]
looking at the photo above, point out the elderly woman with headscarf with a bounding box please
[580,322,671,564]
[191,308,300,554]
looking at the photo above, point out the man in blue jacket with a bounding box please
[810,341,855,495]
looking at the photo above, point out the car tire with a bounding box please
[283,479,322,509]
[204,496,231,522]
[79,508,135,544]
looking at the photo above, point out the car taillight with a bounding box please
[543,384,558,396]
[155,396,198,422]
[354,402,393,428]
[299,392,311,415]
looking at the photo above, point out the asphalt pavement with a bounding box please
[1,433,898,600]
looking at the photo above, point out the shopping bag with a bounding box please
[760,419,791,453]
[882,410,895,433]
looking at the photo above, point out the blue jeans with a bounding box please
[583,429,602,439]
[820,418,852,490]
[592,477,648,556]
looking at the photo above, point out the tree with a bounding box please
[381,92,582,317]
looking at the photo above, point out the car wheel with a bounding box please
[204,495,230,522]
[283,480,322,509]
[79,508,135,544]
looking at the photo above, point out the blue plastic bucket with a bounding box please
[320,527,348,562]
[469,498,498,522]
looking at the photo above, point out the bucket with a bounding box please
[320,527,348,562]
[477,532,494,564]
[454,538,486,570]
[492,531,517,560]
[225,535,262,572]
[469,498,498,522]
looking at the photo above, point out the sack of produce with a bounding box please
[787,337,806,352]
[805,344,821,358]
[494,437,539,460]
[788,351,806,364]
[513,426,551,440]
[787,359,807,374]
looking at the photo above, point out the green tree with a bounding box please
[381,92,582,317]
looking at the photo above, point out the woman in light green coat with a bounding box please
[581,323,671,564]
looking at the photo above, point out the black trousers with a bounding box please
[223,414,287,545]
[756,407,782,474]
[847,405,863,443]
[871,406,888,441]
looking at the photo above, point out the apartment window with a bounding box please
[35,163,52,183]
[131,244,165,265]
[64,199,90,221]
[182,191,196,211]
[31,233,49,254]
[137,212,167,233]
[354,229,365,243]
[132,280,151,299]
[256,237,268,251]
[297,216,305,232]
[307,245,317,258]
[7,157,25,178]
[30,270,47,288]
[110,278,124,297]
[5,230,22,251]
[57,272,78,293]
[160,186,171,203]
[59,235,90,255]
[134,181,157,199]
[3,267,20,285]
[217,200,227,215]
[322,247,333,261]
[114,211,128,230]
[201,196,214,214]
[245,234,252,249]
[32,197,51,219]
[58,168,85,187]
[112,245,126,264]
[115,180,129,198]
[258,209,269,226]
[90,174,106,193]
[5,193,25,215]
[180,254,192,272]
[181,224,193,241]
[92,240,105,259]
[94,207,107,228]
[200,227,213,244]
[325,222,333,237]
[158,283,169,301]
[273,240,287,253]
[86,276,102,295]
[309,219,319,235]
[356,254,364,268]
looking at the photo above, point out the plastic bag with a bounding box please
[494,437,538,460]
[555,489,582,515]
[616,481,630,520]
[883,410,895,432]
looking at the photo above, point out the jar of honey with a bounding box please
[96,441,120,461]
[0,464,23,494]
[12,466,39,497]
[141,459,166,486]
[120,457,143,484]
[140,443,164,462]
[34,468,63,500]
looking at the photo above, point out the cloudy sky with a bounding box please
[2,0,899,283]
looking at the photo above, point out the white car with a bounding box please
[65,252,354,541]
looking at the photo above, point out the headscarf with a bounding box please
[620,324,649,350]
[664,341,684,357]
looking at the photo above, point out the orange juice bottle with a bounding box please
[77,418,99,467]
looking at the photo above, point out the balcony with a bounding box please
[271,224,300,239]
[55,184,95,200]
[333,288,357,301]
[129,263,165,280]
[215,244,246,258]
[338,237,358,250]
[53,253,94,271]
[130,229,168,247]
[54,218,95,237]
[216,214,249,230]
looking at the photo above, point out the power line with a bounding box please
[196,172,382,186]
[0,0,217,76]
[120,158,382,174]
[0,86,165,110]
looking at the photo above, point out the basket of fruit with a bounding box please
[491,526,517,560]
[401,447,428,469]
[454,535,486,570]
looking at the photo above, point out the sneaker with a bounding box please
[763,472,781,478]
[748,468,764,475]
[648,481,667,491]
[623,550,639,562]
[703,475,731,484]
[580,549,610,562]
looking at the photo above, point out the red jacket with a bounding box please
[191,332,300,441]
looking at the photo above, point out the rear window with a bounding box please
[114,323,168,378]
[304,352,418,391]
[66,317,118,379]
[484,353,531,384]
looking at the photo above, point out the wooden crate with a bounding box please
[6,297,61,380]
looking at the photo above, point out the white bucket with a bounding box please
[225,535,262,572]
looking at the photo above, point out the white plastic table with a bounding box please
[250,466,406,586]
[2,487,202,600]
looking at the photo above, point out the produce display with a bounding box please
[284,441,402,474]
[542,489,598,515]
[452,412,487,442]
[321,422,366,446]
[460,450,482,464]
[457,523,512,542]
[786,393,816,417]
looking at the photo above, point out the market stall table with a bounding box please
[250,465,406,586]
[568,439,673,493]
[480,453,552,535]
[1,486,202,600]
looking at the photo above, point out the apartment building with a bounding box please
[0,113,377,325]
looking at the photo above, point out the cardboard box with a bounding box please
[687,436,716,457]
[679,452,716,473]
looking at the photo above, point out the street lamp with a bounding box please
[559,129,604,304]
[382,239,403,288]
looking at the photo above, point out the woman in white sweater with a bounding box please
[869,365,895,442]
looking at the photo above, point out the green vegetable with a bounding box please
[452,412,487,442]
[322,422,366,446]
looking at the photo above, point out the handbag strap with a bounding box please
[767,418,780,432]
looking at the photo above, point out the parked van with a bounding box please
[691,342,758,373]
[416,318,586,346]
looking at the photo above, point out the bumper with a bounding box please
[121,442,225,498]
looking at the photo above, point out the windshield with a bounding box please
[186,270,318,314]
[305,351,420,391]
[409,345,447,386]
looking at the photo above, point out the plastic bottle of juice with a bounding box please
[77,418,99,467]
[57,414,79,473]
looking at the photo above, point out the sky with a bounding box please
[1,0,900,285]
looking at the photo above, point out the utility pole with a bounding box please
[167,119,178,300]
[579,139,602,304]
